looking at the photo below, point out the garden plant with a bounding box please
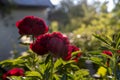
[0,16,120,80]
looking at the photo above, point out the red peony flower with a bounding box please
[30,33,51,55]
[102,50,112,56]
[63,45,81,62]
[2,68,24,80]
[102,50,112,67]
[47,32,70,58]
[16,16,48,36]
[30,31,81,61]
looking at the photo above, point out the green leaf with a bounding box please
[90,57,102,62]
[72,51,81,56]
[54,58,63,69]
[100,53,113,61]
[18,55,31,59]
[27,49,34,53]
[90,57,104,66]
[64,60,74,65]
[74,69,90,79]
[0,58,26,68]
[115,33,120,48]
[43,66,51,80]
[88,50,101,55]
[25,71,41,78]
[93,34,111,45]
[9,76,24,80]
[45,54,51,64]
[53,74,60,80]
[13,59,26,65]
[70,64,79,70]
[112,32,120,43]
[0,59,13,67]
[67,74,74,80]
[38,63,46,74]
[100,45,116,51]
[99,46,109,50]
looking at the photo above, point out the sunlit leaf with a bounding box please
[70,64,79,70]
[53,74,60,80]
[90,57,104,66]
[25,71,41,78]
[0,59,13,65]
[72,51,81,56]
[93,34,111,45]
[13,59,26,65]
[88,50,101,55]
[54,58,63,69]
[9,76,24,80]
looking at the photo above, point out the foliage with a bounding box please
[0,50,92,80]
[90,32,120,79]
[1,31,119,80]
[49,0,97,32]
[65,12,119,52]
[0,0,120,80]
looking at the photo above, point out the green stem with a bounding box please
[32,35,35,43]
[50,55,54,80]
[28,35,36,71]
[113,54,117,80]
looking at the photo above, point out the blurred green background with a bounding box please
[48,0,120,52]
